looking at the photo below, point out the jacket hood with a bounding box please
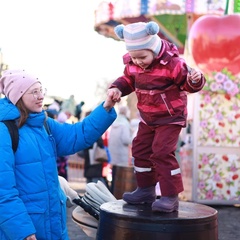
[157,39,179,58]
[0,97,20,121]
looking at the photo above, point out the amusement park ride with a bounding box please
[94,0,240,205]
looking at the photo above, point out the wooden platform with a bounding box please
[96,200,218,240]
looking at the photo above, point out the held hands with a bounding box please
[103,88,122,111]
[108,88,122,102]
[25,234,37,240]
[188,68,202,84]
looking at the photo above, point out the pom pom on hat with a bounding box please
[114,24,125,39]
[0,69,41,105]
[114,21,162,56]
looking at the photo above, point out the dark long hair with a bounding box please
[16,99,29,128]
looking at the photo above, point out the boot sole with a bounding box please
[124,200,154,205]
[152,204,179,213]
[123,196,156,205]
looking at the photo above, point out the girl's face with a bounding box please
[129,49,155,70]
[21,82,46,113]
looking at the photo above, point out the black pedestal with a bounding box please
[96,200,218,240]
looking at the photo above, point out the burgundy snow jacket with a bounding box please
[110,40,206,127]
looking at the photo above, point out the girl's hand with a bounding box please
[25,234,37,240]
[103,88,122,111]
[107,88,122,102]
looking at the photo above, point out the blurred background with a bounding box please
[1,0,240,206]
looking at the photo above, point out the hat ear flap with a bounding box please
[114,24,125,39]
[146,21,159,35]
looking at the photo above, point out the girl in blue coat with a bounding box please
[0,69,117,240]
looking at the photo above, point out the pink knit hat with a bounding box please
[0,69,41,105]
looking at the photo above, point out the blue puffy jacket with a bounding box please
[0,97,116,240]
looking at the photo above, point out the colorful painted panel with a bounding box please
[197,152,240,201]
[196,81,240,202]
[198,92,240,147]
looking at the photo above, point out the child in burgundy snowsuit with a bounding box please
[107,21,206,212]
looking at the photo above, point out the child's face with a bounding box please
[129,49,155,70]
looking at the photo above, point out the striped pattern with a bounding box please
[123,22,162,56]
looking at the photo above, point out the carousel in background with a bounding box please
[94,0,240,205]
[94,0,239,54]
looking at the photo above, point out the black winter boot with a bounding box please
[123,186,156,204]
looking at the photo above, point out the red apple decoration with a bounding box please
[188,14,240,75]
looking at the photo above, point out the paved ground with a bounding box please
[66,180,240,240]
[214,204,240,240]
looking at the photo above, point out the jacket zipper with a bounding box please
[160,93,173,116]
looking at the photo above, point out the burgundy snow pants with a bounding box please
[132,121,184,196]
